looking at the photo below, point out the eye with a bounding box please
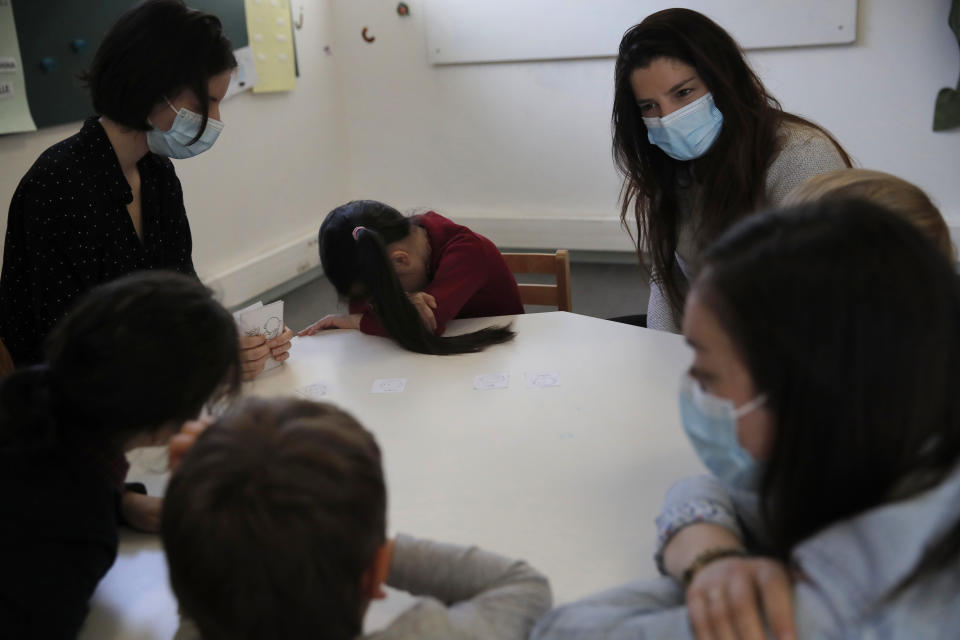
[677,87,694,98]
[637,102,654,113]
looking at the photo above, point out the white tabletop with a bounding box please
[81,311,704,639]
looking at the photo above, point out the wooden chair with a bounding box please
[0,338,13,377]
[501,250,572,312]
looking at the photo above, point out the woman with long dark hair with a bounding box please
[0,271,240,638]
[0,0,292,377]
[299,200,519,355]
[613,8,850,331]
[534,200,960,638]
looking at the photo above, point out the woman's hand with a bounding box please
[120,491,163,533]
[686,556,795,640]
[407,291,438,332]
[238,326,294,380]
[168,419,211,470]
[297,313,362,336]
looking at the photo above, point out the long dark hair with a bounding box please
[163,397,386,640]
[696,199,960,587]
[613,8,850,317]
[82,0,236,141]
[319,200,515,355]
[0,271,241,453]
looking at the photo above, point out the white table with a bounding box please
[81,311,704,639]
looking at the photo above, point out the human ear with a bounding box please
[360,539,394,601]
[389,250,412,273]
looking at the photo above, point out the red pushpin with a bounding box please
[397,2,410,17]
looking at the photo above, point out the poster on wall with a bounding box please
[245,0,297,93]
[0,0,37,135]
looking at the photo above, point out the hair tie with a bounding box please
[352,226,366,241]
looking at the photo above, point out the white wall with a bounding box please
[1,0,958,305]
[0,0,348,307]
[332,0,960,246]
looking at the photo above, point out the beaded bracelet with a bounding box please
[681,547,749,587]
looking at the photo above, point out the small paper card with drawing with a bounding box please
[233,300,285,371]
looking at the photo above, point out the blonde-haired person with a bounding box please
[785,168,956,261]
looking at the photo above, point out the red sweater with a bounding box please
[350,212,524,336]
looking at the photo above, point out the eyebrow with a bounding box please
[637,76,697,104]
[668,76,697,93]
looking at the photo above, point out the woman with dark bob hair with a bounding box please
[534,200,960,638]
[613,9,850,331]
[0,270,241,638]
[0,0,292,376]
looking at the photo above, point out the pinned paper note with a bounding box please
[525,372,561,388]
[474,373,509,390]
[233,300,285,372]
[296,382,329,400]
[245,0,297,93]
[372,378,406,394]
[223,46,259,101]
[0,3,37,134]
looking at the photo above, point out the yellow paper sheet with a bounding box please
[0,1,37,134]
[244,0,297,93]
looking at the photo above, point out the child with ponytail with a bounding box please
[299,201,522,355]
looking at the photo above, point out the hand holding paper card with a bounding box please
[234,300,285,372]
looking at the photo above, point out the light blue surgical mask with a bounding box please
[147,98,224,159]
[642,92,723,161]
[678,373,766,490]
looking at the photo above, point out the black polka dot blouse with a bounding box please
[0,117,197,366]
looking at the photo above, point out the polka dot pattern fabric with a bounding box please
[0,117,197,366]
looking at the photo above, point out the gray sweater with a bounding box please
[174,534,552,640]
[531,466,960,639]
[647,121,849,332]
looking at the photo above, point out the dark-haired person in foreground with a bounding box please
[298,200,521,355]
[0,271,239,639]
[533,200,960,638]
[0,0,292,377]
[162,397,551,640]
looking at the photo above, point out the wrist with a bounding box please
[682,547,749,588]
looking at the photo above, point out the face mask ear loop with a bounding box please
[164,97,179,115]
[733,394,768,419]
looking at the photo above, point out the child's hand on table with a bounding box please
[298,313,362,336]
[406,292,438,332]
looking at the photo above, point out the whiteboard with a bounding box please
[424,1,858,65]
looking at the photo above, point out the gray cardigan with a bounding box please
[647,121,849,333]
[531,465,960,639]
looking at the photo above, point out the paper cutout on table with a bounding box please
[223,46,259,101]
[296,382,329,400]
[525,372,561,388]
[245,0,297,93]
[0,3,37,135]
[233,300,285,371]
[474,373,509,390]
[372,378,406,394]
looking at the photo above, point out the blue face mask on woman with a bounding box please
[147,98,224,159]
[642,92,723,161]
[678,373,766,490]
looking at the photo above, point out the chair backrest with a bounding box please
[0,338,13,377]
[501,250,572,312]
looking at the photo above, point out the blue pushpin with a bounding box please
[39,57,57,73]
[70,39,87,54]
